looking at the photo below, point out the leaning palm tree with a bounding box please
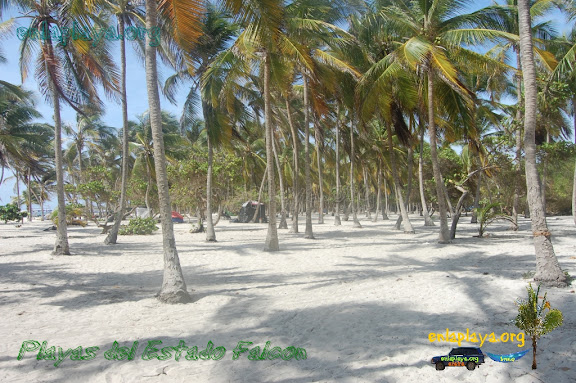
[517,0,566,286]
[15,0,119,254]
[144,0,202,303]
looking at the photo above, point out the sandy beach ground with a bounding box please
[0,214,574,383]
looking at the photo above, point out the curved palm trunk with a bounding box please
[204,102,216,242]
[350,122,361,228]
[263,53,279,251]
[286,98,299,233]
[334,114,341,226]
[303,77,314,238]
[387,124,414,233]
[517,0,566,286]
[427,65,450,243]
[106,16,129,245]
[145,0,191,302]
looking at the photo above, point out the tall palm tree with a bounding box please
[365,0,515,243]
[144,0,202,303]
[517,0,566,286]
[104,0,146,245]
[165,4,237,242]
[15,0,119,254]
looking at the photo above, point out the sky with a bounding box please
[0,7,191,208]
[0,1,573,209]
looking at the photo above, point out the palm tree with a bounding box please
[517,0,566,286]
[104,0,147,245]
[144,0,202,303]
[364,0,518,243]
[165,4,237,242]
[14,0,118,254]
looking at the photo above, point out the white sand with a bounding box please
[0,214,574,383]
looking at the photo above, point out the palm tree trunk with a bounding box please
[383,177,389,220]
[204,102,216,242]
[263,52,279,251]
[573,96,576,226]
[46,46,70,254]
[303,76,314,238]
[26,169,32,222]
[471,172,482,224]
[314,121,324,224]
[145,160,152,215]
[334,108,341,226]
[427,64,450,242]
[517,0,566,286]
[387,124,414,233]
[418,120,434,226]
[252,168,267,223]
[350,121,362,228]
[513,51,523,227]
[145,0,191,302]
[272,133,288,229]
[364,167,371,219]
[106,16,130,245]
[373,165,381,223]
[286,98,299,233]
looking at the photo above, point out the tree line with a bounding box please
[1,0,575,303]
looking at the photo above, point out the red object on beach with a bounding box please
[171,211,184,219]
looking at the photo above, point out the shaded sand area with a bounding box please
[0,215,575,382]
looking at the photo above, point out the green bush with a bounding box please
[514,283,563,369]
[51,203,86,226]
[119,217,159,235]
[0,203,27,223]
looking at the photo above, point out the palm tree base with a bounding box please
[334,216,341,226]
[156,289,192,304]
[52,243,70,255]
[205,238,217,243]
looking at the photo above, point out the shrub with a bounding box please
[50,204,86,227]
[514,283,563,369]
[119,217,158,235]
[0,203,27,223]
[474,202,516,237]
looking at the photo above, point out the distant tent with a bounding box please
[171,211,184,223]
[237,201,267,223]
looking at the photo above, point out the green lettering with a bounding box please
[281,347,295,361]
[185,346,199,361]
[232,341,252,360]
[295,348,307,360]
[267,347,281,360]
[172,340,188,362]
[83,347,99,361]
[54,347,75,367]
[17,340,40,360]
[159,346,172,361]
[247,346,261,361]
[142,340,162,361]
